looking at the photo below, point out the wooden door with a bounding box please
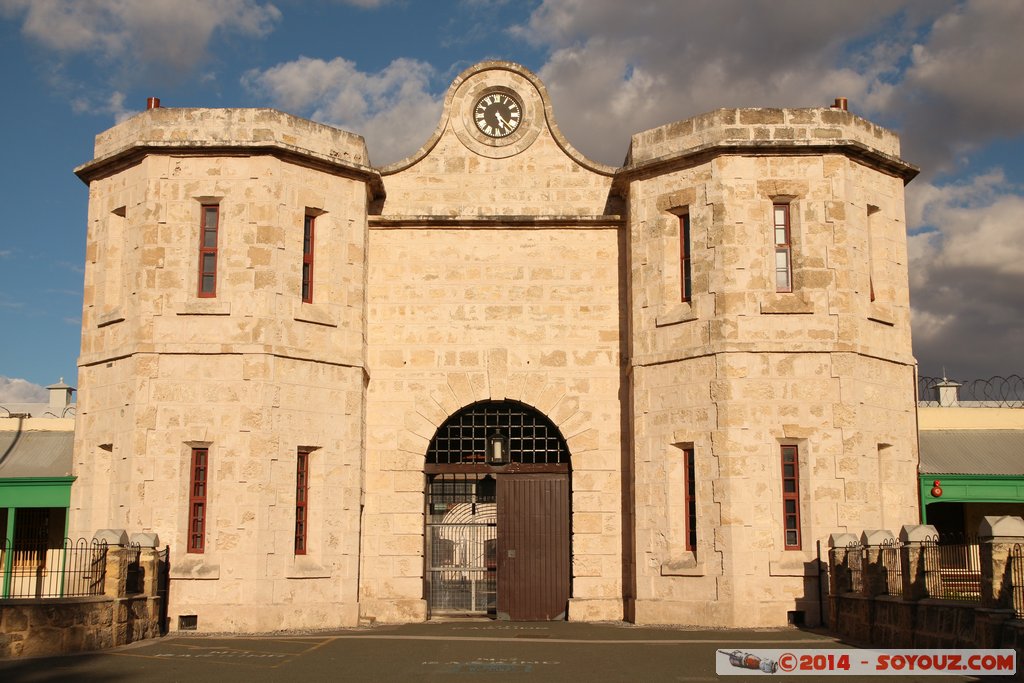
[496,474,570,620]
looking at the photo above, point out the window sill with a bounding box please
[96,308,125,328]
[170,557,220,580]
[175,300,231,316]
[285,559,332,579]
[660,552,705,576]
[293,302,338,328]
[769,555,817,577]
[867,302,895,326]
[760,292,814,315]
[655,302,697,327]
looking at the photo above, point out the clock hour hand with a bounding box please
[495,112,509,131]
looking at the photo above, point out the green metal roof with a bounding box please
[0,431,74,478]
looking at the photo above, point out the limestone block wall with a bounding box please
[358,61,627,624]
[380,132,616,217]
[379,61,618,218]
[362,225,625,623]
[72,109,374,632]
[624,109,919,627]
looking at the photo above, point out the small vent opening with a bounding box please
[178,615,198,631]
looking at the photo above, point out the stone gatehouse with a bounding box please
[69,61,920,632]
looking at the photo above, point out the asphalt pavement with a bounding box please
[0,620,997,682]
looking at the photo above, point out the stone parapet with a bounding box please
[79,107,373,176]
[626,107,914,175]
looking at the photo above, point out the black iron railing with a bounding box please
[1011,544,1024,619]
[880,537,904,597]
[0,537,108,599]
[926,534,981,602]
[124,542,143,594]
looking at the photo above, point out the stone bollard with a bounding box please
[827,533,859,594]
[130,533,161,597]
[899,524,938,600]
[93,529,129,598]
[979,516,1024,608]
[977,516,1024,648]
[860,529,895,597]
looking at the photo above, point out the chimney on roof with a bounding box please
[46,378,75,410]
[934,378,961,407]
[146,97,161,110]
[832,97,848,111]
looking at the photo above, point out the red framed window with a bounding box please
[683,447,697,552]
[781,445,801,549]
[773,203,793,293]
[198,205,219,297]
[301,215,315,303]
[188,447,209,553]
[295,449,310,555]
[679,212,692,302]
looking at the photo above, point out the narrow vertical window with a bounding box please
[295,449,310,555]
[683,447,697,552]
[679,212,692,302]
[198,205,219,297]
[773,203,793,293]
[105,207,126,308]
[781,445,801,549]
[301,214,315,303]
[188,448,209,553]
[867,205,881,302]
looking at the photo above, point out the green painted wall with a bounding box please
[0,478,74,508]
[919,474,1024,524]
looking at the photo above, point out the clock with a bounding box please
[473,91,522,138]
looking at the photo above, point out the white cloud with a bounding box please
[242,57,442,165]
[0,293,23,310]
[72,90,134,123]
[512,0,1024,175]
[906,171,1024,377]
[0,376,47,403]
[334,0,391,7]
[3,0,280,76]
[510,0,938,164]
[891,0,1024,174]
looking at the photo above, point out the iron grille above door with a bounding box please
[426,400,569,466]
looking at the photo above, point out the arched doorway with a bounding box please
[425,400,571,620]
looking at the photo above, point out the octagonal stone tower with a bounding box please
[72,110,375,630]
[622,107,919,625]
[70,61,919,632]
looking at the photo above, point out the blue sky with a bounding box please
[0,0,1022,401]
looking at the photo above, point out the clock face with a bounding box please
[473,91,522,138]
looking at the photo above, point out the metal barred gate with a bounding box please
[426,474,497,615]
[425,401,570,620]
